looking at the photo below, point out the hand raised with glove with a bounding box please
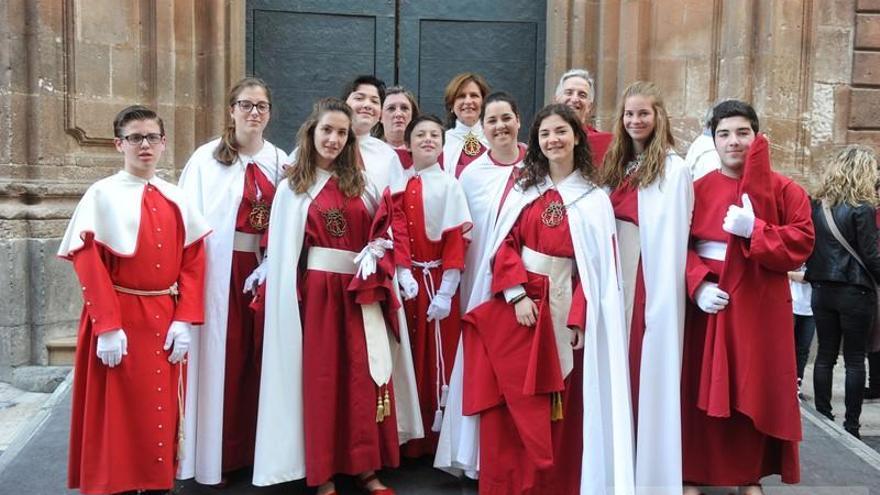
[96,328,128,367]
[164,321,192,364]
[243,258,269,294]
[723,193,755,238]
[695,281,730,314]
[396,266,419,300]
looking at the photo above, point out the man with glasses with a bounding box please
[59,105,211,495]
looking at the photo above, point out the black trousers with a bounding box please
[812,283,875,430]
[793,314,815,380]
[868,350,880,390]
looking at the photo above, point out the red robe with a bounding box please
[390,176,468,457]
[299,178,400,486]
[608,181,648,426]
[584,125,613,167]
[681,161,813,485]
[463,190,586,495]
[67,186,206,494]
[221,163,275,472]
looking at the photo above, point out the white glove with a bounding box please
[243,258,269,294]
[722,193,755,238]
[163,321,192,364]
[427,269,460,322]
[354,238,394,280]
[96,329,128,367]
[396,266,419,300]
[695,281,730,314]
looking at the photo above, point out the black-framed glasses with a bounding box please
[121,133,164,145]
[235,100,271,114]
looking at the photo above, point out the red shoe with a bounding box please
[354,473,395,495]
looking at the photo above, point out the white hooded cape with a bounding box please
[439,173,636,494]
[630,154,693,494]
[387,162,472,241]
[58,170,210,258]
[442,120,489,174]
[251,169,422,486]
[175,139,284,483]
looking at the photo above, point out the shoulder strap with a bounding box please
[821,200,877,285]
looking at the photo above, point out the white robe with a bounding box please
[628,154,693,494]
[434,149,523,478]
[684,133,721,180]
[442,120,489,175]
[251,169,422,486]
[175,139,285,483]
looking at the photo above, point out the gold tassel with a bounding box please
[376,389,385,423]
[383,388,391,418]
[551,392,564,422]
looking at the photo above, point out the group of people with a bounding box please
[59,66,878,495]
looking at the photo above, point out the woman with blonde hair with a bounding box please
[178,76,284,485]
[442,72,490,177]
[601,81,693,494]
[806,144,880,440]
[253,98,421,495]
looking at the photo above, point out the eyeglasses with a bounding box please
[235,100,271,114]
[120,133,164,145]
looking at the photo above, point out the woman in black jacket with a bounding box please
[806,145,880,439]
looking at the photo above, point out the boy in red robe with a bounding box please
[387,115,472,457]
[59,105,210,494]
[681,100,814,494]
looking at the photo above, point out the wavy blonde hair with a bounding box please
[286,98,365,198]
[813,145,879,207]
[600,81,675,189]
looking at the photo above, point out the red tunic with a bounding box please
[682,169,812,485]
[221,163,275,472]
[390,176,467,457]
[454,143,487,178]
[463,190,586,495]
[608,181,648,428]
[584,125,613,168]
[67,186,206,494]
[299,178,400,486]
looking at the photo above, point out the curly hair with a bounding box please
[518,104,595,190]
[813,145,879,207]
[285,98,365,198]
[600,81,675,189]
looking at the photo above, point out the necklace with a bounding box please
[538,183,595,228]
[624,152,644,177]
[462,130,482,157]
[240,143,280,232]
[307,190,349,237]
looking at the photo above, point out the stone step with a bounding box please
[45,337,76,367]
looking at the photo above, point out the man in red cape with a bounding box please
[681,100,814,494]
[554,68,612,166]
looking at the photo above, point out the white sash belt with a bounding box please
[307,246,393,388]
[520,246,574,378]
[412,258,449,431]
[233,231,263,263]
[695,240,727,262]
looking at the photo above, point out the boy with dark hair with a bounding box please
[681,100,814,494]
[60,105,211,494]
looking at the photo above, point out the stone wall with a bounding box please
[0,0,244,379]
[0,0,877,377]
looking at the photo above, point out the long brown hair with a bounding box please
[443,72,489,128]
[518,104,595,190]
[600,81,675,189]
[285,98,365,198]
[813,145,879,207]
[214,77,272,166]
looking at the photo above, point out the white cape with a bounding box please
[58,170,210,258]
[631,154,693,494]
[176,139,284,483]
[442,120,489,175]
[252,169,422,486]
[387,162,472,241]
[434,150,523,478]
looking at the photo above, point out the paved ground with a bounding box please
[0,372,877,495]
